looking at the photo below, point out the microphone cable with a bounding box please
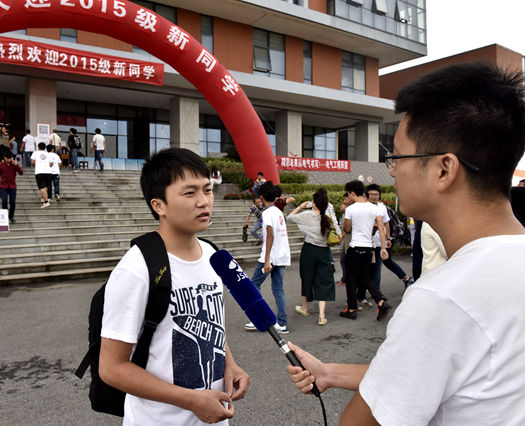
[316,392,328,426]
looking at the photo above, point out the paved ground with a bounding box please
[0,254,413,426]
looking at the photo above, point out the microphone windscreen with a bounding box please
[210,249,277,332]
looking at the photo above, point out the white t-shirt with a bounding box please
[258,205,290,266]
[48,152,61,175]
[372,202,389,247]
[360,235,525,426]
[22,134,36,152]
[50,132,61,148]
[101,240,227,426]
[92,133,105,150]
[30,150,52,175]
[344,201,380,248]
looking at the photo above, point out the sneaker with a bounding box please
[41,202,50,209]
[377,302,392,321]
[357,306,363,311]
[318,317,327,326]
[403,276,415,288]
[274,323,290,335]
[40,198,44,202]
[295,306,310,316]
[9,218,15,223]
[339,309,357,319]
[244,322,257,331]
[55,194,60,201]
[73,169,80,173]
[358,299,373,307]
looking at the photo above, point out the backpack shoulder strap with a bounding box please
[129,231,172,368]
[197,237,219,252]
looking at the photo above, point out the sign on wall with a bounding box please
[0,36,164,86]
[276,156,351,172]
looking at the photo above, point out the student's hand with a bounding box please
[190,390,234,423]
[224,360,251,401]
[12,160,18,166]
[386,239,392,248]
[263,261,272,274]
[380,248,389,260]
[286,342,329,394]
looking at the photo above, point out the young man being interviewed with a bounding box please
[99,148,250,425]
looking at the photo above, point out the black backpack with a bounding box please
[75,232,217,417]
[385,205,405,241]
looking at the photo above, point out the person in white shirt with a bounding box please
[100,148,250,425]
[340,180,391,321]
[91,128,106,172]
[286,62,525,426]
[46,144,62,202]
[49,129,62,154]
[244,181,291,334]
[21,129,36,168]
[30,142,53,208]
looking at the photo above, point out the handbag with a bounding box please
[327,228,339,246]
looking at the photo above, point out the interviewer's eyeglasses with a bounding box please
[384,153,480,172]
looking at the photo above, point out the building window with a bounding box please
[60,28,77,43]
[302,126,336,159]
[303,41,312,84]
[253,28,285,79]
[149,122,170,155]
[327,0,426,44]
[341,51,365,93]
[372,0,388,15]
[338,129,356,160]
[201,15,214,53]
[132,1,176,52]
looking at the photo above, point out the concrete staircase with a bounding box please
[1,169,335,286]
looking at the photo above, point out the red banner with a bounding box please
[0,36,164,86]
[276,156,351,172]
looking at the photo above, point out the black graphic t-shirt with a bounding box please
[102,240,227,426]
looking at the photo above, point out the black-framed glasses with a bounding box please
[384,153,480,172]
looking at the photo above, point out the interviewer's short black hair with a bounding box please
[259,181,276,202]
[395,62,525,198]
[140,148,210,220]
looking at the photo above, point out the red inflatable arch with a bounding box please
[0,0,279,183]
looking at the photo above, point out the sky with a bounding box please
[380,0,525,74]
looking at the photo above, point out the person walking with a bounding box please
[0,152,23,223]
[287,189,340,326]
[244,181,291,334]
[91,128,106,172]
[243,197,265,243]
[46,144,62,201]
[31,142,53,208]
[67,128,80,172]
[49,129,62,155]
[21,129,36,168]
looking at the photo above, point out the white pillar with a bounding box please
[170,96,199,154]
[355,122,379,162]
[275,110,302,157]
[25,78,57,137]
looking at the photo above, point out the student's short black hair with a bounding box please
[140,148,210,220]
[95,128,101,134]
[275,185,283,198]
[38,142,46,150]
[259,181,276,202]
[25,129,30,134]
[70,128,77,134]
[257,171,264,176]
[345,180,365,196]
[395,62,525,198]
[366,184,381,196]
[46,144,55,152]
[4,151,13,159]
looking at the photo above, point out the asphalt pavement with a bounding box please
[0,253,414,426]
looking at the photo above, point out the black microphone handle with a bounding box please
[267,325,321,397]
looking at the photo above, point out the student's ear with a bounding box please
[436,153,461,193]
[150,198,166,218]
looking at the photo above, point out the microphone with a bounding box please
[210,249,320,397]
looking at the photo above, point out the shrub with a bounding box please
[279,171,308,184]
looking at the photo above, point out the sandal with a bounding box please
[295,305,310,316]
